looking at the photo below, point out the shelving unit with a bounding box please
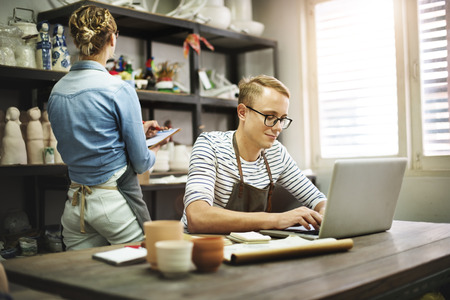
[0,0,278,226]
[37,0,278,139]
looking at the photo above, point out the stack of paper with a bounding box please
[227,231,271,244]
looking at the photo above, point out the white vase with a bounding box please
[199,0,231,29]
[225,0,264,36]
[226,0,253,21]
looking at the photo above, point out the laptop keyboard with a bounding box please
[284,228,320,235]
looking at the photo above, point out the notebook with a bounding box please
[146,128,180,148]
[260,157,407,240]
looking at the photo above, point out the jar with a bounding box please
[0,24,19,66]
[15,39,36,68]
[3,209,31,234]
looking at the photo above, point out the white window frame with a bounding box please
[306,0,450,173]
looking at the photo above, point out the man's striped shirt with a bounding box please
[182,131,326,227]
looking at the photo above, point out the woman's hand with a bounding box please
[143,120,165,139]
[143,120,170,155]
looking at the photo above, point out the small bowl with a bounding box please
[135,79,148,90]
[192,237,224,273]
[232,20,265,36]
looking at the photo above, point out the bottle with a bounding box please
[36,21,52,70]
[144,57,156,90]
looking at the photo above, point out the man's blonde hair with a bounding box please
[238,75,290,106]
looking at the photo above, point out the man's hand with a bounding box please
[275,206,323,230]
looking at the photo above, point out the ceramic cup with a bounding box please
[19,237,38,256]
[156,240,193,279]
[144,220,184,270]
[192,236,224,273]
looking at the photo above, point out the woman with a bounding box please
[48,5,163,250]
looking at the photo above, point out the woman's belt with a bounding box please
[70,183,118,233]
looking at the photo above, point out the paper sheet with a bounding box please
[146,128,180,148]
[92,247,147,266]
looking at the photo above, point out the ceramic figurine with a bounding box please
[0,110,5,159]
[41,110,63,163]
[52,24,71,71]
[1,107,27,165]
[26,107,44,164]
[144,57,156,90]
[19,111,29,141]
[36,21,52,70]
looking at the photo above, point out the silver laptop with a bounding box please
[261,157,407,240]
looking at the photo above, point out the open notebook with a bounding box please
[261,157,407,240]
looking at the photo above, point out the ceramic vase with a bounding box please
[36,21,52,70]
[199,0,231,29]
[192,236,224,273]
[52,24,71,71]
[15,40,37,68]
[225,0,265,36]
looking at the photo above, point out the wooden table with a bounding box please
[3,221,450,300]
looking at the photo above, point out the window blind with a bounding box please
[315,0,399,158]
[418,0,450,156]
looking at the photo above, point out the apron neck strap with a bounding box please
[261,151,274,212]
[233,132,245,197]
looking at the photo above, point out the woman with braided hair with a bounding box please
[48,5,164,250]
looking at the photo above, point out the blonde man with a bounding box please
[183,75,326,234]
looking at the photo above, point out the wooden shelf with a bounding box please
[0,65,67,89]
[37,0,277,54]
[0,164,68,177]
[137,90,196,106]
[200,96,238,108]
[0,0,278,227]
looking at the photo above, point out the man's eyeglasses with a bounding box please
[246,106,293,129]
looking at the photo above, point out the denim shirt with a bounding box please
[48,60,155,185]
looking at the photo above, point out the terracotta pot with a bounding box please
[192,236,224,273]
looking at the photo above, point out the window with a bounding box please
[313,0,399,159]
[417,0,450,156]
[307,0,450,170]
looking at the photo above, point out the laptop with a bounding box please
[260,157,407,240]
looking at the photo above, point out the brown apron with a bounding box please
[225,133,274,212]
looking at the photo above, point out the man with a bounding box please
[182,75,326,233]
